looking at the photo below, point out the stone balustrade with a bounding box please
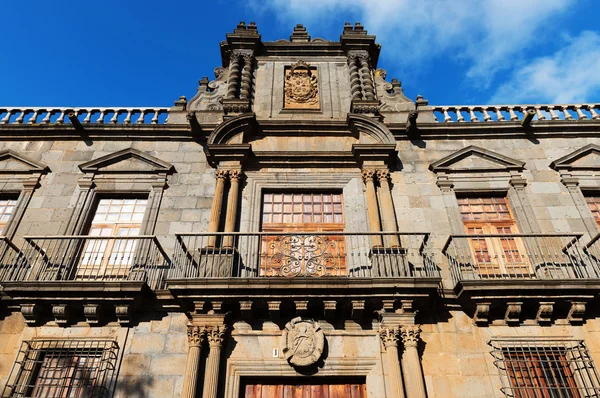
[433,104,600,123]
[0,107,169,126]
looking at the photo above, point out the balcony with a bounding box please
[166,232,441,322]
[443,233,600,324]
[0,235,170,325]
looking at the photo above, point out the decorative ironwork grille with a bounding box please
[491,339,600,397]
[2,340,118,398]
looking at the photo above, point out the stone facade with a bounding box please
[1,22,600,397]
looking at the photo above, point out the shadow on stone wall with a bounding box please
[113,374,155,398]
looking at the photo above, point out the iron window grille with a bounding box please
[491,339,600,397]
[2,340,119,398]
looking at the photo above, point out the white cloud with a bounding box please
[254,0,572,88]
[490,31,600,104]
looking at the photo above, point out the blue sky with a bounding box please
[2,0,599,107]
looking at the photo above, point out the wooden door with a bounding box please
[260,193,345,277]
[244,382,367,398]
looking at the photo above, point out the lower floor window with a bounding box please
[491,339,600,397]
[2,340,118,398]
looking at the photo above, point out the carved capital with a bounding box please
[228,170,243,182]
[215,170,229,181]
[206,325,227,347]
[400,325,421,349]
[378,326,400,348]
[376,169,391,182]
[362,169,376,183]
[229,50,244,63]
[242,53,254,64]
[187,325,207,348]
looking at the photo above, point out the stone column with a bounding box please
[239,53,254,100]
[182,325,206,398]
[223,170,243,247]
[347,52,362,101]
[358,52,375,100]
[376,169,399,247]
[226,52,243,100]
[207,170,228,247]
[202,325,227,398]
[400,325,427,398]
[362,169,383,247]
[379,326,405,398]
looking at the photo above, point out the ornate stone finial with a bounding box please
[290,24,311,43]
[376,169,391,181]
[378,326,400,348]
[187,325,207,347]
[228,170,243,182]
[206,325,227,347]
[400,325,421,348]
[215,170,228,180]
[283,317,325,367]
[362,169,376,182]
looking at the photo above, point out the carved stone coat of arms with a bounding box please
[284,61,319,109]
[282,317,325,367]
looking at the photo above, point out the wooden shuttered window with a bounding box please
[78,198,147,279]
[458,196,531,277]
[585,195,600,226]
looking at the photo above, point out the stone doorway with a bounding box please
[242,378,367,397]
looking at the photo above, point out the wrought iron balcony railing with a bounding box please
[169,232,438,279]
[443,233,600,282]
[1,236,170,290]
[0,236,24,280]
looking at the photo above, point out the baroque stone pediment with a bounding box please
[79,148,174,174]
[550,144,600,171]
[429,146,525,173]
[0,150,48,174]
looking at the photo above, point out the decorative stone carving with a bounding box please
[400,325,421,348]
[115,304,130,326]
[284,61,319,109]
[474,302,491,325]
[206,325,227,347]
[83,304,100,325]
[504,302,522,324]
[374,69,415,112]
[537,302,554,324]
[21,303,39,325]
[568,302,586,323]
[283,317,325,367]
[361,169,376,182]
[228,169,243,182]
[187,325,207,347]
[378,326,400,348]
[376,169,390,182]
[187,67,230,112]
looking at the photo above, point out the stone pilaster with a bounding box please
[207,170,228,247]
[362,169,383,247]
[223,170,243,247]
[376,169,399,247]
[400,325,427,398]
[202,325,227,398]
[182,325,206,398]
[379,326,405,398]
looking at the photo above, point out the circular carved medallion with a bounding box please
[282,317,324,367]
